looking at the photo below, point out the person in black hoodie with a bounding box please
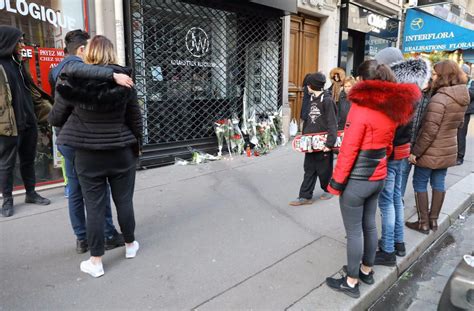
[0,26,51,217]
[290,72,338,206]
[49,35,142,278]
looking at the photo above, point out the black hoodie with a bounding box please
[0,26,36,131]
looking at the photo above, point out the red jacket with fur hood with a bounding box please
[328,80,421,194]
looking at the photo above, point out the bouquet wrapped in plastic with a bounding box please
[214,119,231,157]
[230,116,245,155]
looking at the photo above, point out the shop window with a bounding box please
[129,0,283,146]
[1,0,87,189]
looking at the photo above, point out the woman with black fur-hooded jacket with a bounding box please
[325,60,420,299]
[48,35,142,278]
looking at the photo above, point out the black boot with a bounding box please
[374,250,396,266]
[1,197,14,217]
[25,192,51,205]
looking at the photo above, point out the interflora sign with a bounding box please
[403,9,474,52]
[0,0,77,29]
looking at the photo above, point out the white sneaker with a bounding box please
[125,241,139,259]
[80,259,104,278]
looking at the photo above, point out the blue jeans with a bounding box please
[400,158,412,198]
[378,160,404,253]
[413,166,447,192]
[58,145,118,241]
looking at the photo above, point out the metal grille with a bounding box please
[129,0,283,146]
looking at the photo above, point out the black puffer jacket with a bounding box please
[337,91,351,130]
[48,63,142,152]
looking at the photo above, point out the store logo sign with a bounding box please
[387,21,398,33]
[186,27,209,58]
[368,14,388,32]
[410,18,424,30]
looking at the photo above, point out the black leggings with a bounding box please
[339,179,384,278]
[75,147,137,257]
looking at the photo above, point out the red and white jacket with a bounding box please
[328,80,421,195]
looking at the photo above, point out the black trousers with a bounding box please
[457,114,471,161]
[298,151,333,199]
[75,147,137,257]
[0,126,38,197]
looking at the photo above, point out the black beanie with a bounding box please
[306,72,326,90]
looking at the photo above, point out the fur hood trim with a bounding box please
[348,80,421,124]
[390,58,431,89]
[330,67,346,83]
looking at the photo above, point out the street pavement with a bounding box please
[370,206,474,311]
[1,127,473,310]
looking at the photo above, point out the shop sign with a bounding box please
[185,27,209,58]
[367,14,388,32]
[170,27,217,68]
[0,0,77,30]
[21,46,38,85]
[403,9,474,52]
[346,4,399,41]
[38,47,65,95]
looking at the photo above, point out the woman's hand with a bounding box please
[408,153,417,164]
[327,184,342,196]
[113,73,134,88]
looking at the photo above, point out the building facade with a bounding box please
[2,0,296,189]
[1,0,90,189]
[287,0,339,125]
[339,0,403,77]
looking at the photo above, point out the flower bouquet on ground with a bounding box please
[214,119,230,157]
[255,120,276,155]
[269,110,285,145]
[230,115,245,155]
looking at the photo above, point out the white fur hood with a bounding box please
[390,58,431,89]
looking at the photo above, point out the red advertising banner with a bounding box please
[38,47,65,95]
[21,46,38,85]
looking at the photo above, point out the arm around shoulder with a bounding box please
[61,62,114,81]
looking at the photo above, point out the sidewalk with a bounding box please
[0,144,473,310]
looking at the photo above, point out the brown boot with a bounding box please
[406,192,430,234]
[429,190,445,231]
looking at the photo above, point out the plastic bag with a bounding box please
[289,118,298,137]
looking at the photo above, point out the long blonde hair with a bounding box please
[84,35,117,65]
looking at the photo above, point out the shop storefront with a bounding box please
[0,0,89,189]
[402,9,474,64]
[124,0,290,167]
[339,1,399,77]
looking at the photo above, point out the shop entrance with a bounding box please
[288,15,320,125]
[125,0,283,166]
